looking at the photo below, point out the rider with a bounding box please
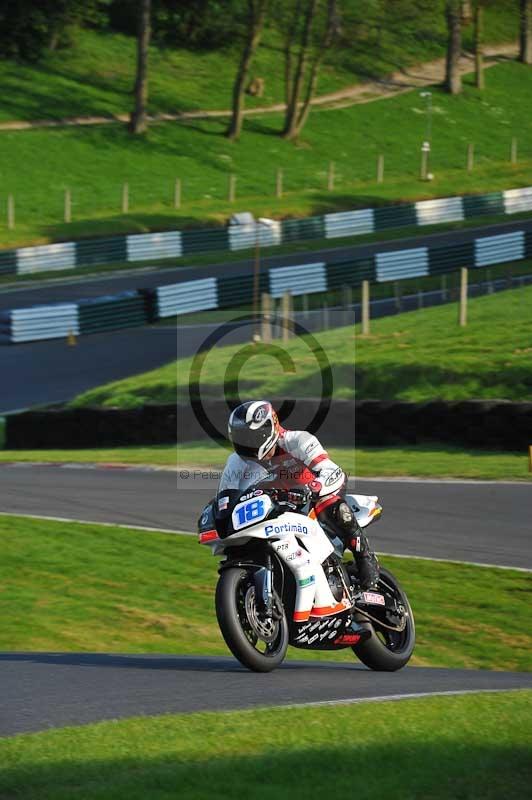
[217,400,380,590]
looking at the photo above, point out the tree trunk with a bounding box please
[445,0,462,94]
[291,0,337,138]
[129,0,151,135]
[520,0,532,64]
[282,0,337,140]
[283,0,318,139]
[474,2,484,90]
[283,0,303,108]
[226,0,268,141]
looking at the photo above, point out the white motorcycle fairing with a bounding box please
[347,494,382,528]
[200,510,353,623]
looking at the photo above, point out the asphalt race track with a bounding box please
[0,652,531,736]
[1,465,531,569]
[1,465,531,736]
[0,326,178,412]
[1,217,531,312]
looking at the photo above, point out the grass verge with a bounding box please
[1,692,531,799]
[0,443,530,481]
[1,515,530,670]
[70,286,532,406]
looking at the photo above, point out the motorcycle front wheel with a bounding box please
[352,566,415,671]
[215,567,289,673]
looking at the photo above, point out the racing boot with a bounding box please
[331,500,380,590]
[349,530,380,591]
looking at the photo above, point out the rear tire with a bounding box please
[215,567,289,673]
[352,567,415,671]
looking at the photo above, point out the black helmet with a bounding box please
[228,401,280,461]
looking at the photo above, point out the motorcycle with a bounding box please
[198,478,415,673]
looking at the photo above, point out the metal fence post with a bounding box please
[276,168,283,199]
[459,267,468,327]
[377,155,384,184]
[327,161,335,191]
[122,182,129,214]
[467,144,475,173]
[64,188,71,223]
[228,174,236,203]
[7,194,15,230]
[361,280,370,335]
[261,292,272,344]
[174,178,181,209]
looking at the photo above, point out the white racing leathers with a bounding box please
[217,427,346,503]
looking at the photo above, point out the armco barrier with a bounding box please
[5,399,531,452]
[2,185,532,277]
[2,223,532,343]
[156,278,218,318]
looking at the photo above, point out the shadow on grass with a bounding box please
[0,740,530,800]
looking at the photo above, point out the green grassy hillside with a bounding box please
[0,6,518,123]
[1,44,532,247]
[71,286,532,408]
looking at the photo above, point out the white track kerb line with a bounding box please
[1,511,530,573]
[275,688,528,711]
[0,511,186,537]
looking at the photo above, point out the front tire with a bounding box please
[215,567,289,673]
[352,567,415,671]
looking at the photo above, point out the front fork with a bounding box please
[254,551,274,618]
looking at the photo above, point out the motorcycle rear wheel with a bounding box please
[215,567,289,673]
[352,566,415,671]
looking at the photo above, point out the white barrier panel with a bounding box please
[157,278,218,317]
[127,231,182,262]
[10,304,79,343]
[503,186,532,214]
[415,196,464,226]
[324,209,374,239]
[376,248,429,282]
[269,262,327,298]
[17,242,76,276]
[228,220,282,251]
[475,231,525,267]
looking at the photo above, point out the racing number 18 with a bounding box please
[236,499,265,526]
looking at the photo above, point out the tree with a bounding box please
[473,1,484,89]
[0,0,102,61]
[519,0,532,64]
[226,0,269,141]
[281,0,339,140]
[445,0,462,94]
[129,0,151,135]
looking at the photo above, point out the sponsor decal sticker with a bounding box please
[298,576,316,587]
[253,406,268,423]
[287,549,303,561]
[325,467,343,487]
[265,522,309,536]
[362,592,386,606]
[218,496,229,511]
[240,489,264,501]
[334,633,361,645]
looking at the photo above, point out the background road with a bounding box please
[0,325,178,412]
[1,217,530,312]
[1,652,531,736]
[1,465,530,569]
